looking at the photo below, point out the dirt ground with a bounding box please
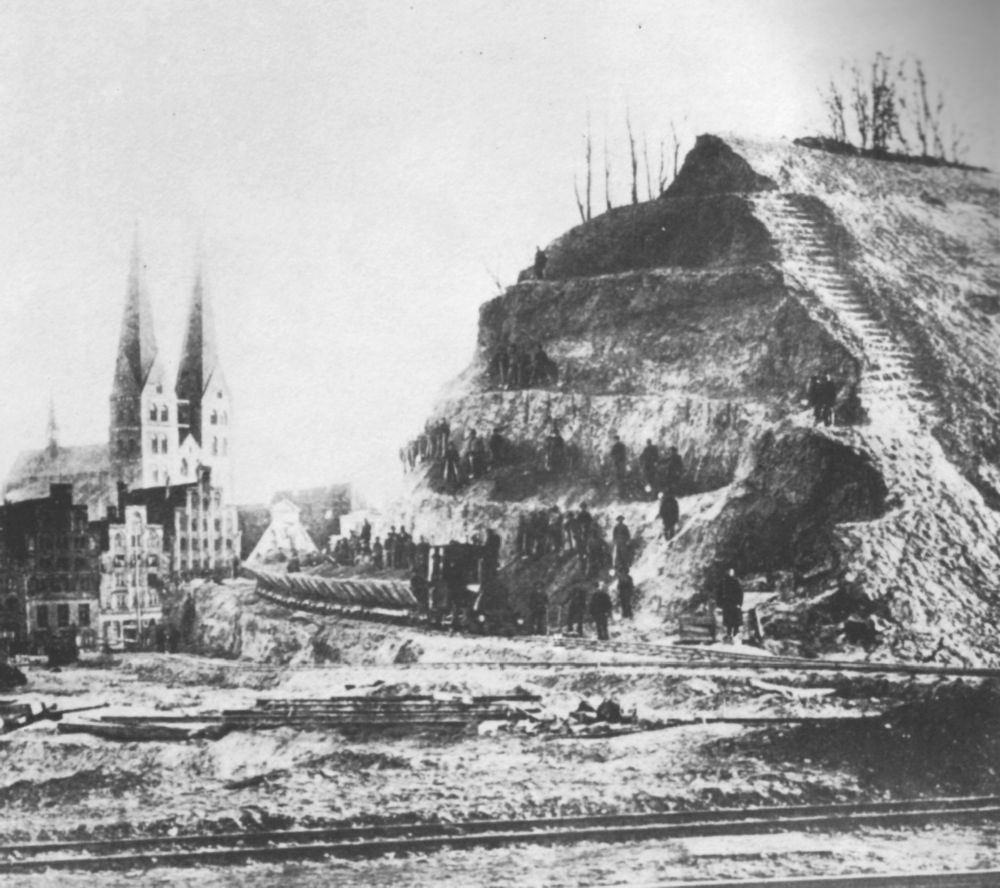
[2,628,999,884]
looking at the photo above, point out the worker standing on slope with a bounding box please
[589,584,614,641]
[718,566,744,643]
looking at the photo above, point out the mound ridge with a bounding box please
[398,134,1000,665]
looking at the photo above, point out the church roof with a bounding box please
[112,237,160,396]
[3,443,112,516]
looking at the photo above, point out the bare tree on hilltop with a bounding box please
[573,109,688,222]
[822,53,968,163]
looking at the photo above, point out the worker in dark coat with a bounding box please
[534,246,547,280]
[609,435,627,496]
[663,446,684,494]
[589,585,613,640]
[443,442,462,486]
[545,424,566,473]
[617,570,635,619]
[718,567,744,642]
[611,516,631,572]
[566,586,588,635]
[658,491,679,539]
[639,439,660,497]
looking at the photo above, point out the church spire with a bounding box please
[112,231,159,395]
[175,260,222,447]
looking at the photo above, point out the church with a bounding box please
[6,239,236,511]
[1,241,241,651]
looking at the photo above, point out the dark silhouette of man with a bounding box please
[534,246,547,280]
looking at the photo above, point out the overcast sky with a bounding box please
[1,0,997,505]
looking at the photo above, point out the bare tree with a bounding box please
[670,120,682,179]
[603,135,613,211]
[584,109,592,221]
[572,112,594,223]
[823,78,848,143]
[642,134,654,200]
[868,52,905,155]
[656,139,668,195]
[850,62,871,151]
[573,175,586,224]
[626,109,639,204]
[949,122,968,164]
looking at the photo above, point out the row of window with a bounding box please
[33,534,91,553]
[29,574,98,593]
[106,590,160,612]
[209,410,229,426]
[150,434,170,454]
[36,602,91,629]
[179,537,230,552]
[148,404,170,422]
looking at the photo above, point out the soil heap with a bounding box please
[396,134,1000,665]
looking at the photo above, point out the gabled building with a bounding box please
[92,498,167,650]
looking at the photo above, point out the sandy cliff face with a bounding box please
[399,134,1000,664]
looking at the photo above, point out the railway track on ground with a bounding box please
[659,871,1000,887]
[2,796,998,873]
[253,586,1000,678]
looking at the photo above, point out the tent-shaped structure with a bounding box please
[247,499,318,563]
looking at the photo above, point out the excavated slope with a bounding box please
[398,134,1000,665]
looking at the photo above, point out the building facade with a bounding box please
[95,504,166,650]
[1,484,101,652]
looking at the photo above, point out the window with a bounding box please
[181,458,189,477]
[149,404,157,421]
[160,406,168,422]
[217,390,223,399]
[161,435,168,453]
[151,436,159,454]
[210,410,218,425]
[78,603,90,627]
[212,437,218,456]
[156,383,163,394]
[214,519,222,532]
[36,605,49,628]
[57,604,70,627]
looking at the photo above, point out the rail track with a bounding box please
[2,796,998,873]
[657,871,1000,887]
[253,585,1000,678]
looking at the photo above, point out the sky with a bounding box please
[1,0,997,506]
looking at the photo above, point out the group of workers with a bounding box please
[328,519,432,574]
[487,342,559,390]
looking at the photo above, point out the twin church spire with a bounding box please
[109,237,232,495]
